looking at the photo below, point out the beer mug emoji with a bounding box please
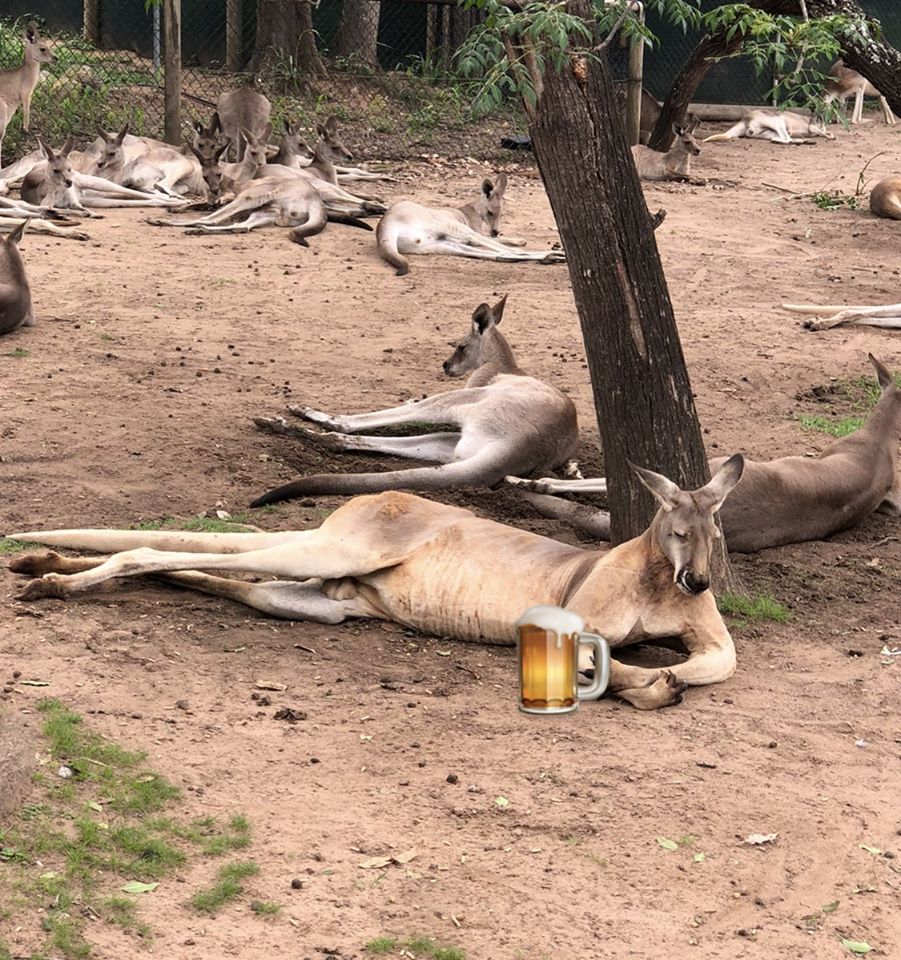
[515,605,610,714]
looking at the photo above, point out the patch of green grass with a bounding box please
[159,812,251,855]
[250,900,280,915]
[718,593,791,623]
[798,414,866,438]
[810,190,861,212]
[131,514,257,533]
[6,347,28,358]
[100,896,151,938]
[0,537,40,554]
[364,937,465,959]
[190,860,260,914]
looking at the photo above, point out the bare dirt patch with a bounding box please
[1,125,900,959]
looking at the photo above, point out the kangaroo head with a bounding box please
[1,219,27,256]
[240,124,271,168]
[94,123,129,171]
[315,116,353,164]
[672,118,701,156]
[192,112,226,157]
[443,295,510,377]
[472,173,507,237]
[279,119,313,160]
[191,140,230,200]
[38,137,74,189]
[24,25,55,65]
[869,354,901,432]
[633,455,744,596]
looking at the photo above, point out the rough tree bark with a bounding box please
[335,0,381,66]
[649,0,901,150]
[526,13,714,544]
[251,0,325,77]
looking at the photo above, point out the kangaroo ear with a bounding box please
[629,462,682,512]
[688,116,701,132]
[324,116,338,135]
[699,454,744,514]
[491,294,509,325]
[211,112,222,134]
[192,119,203,134]
[25,24,37,42]
[261,121,273,142]
[189,143,204,162]
[869,354,894,391]
[494,172,508,195]
[61,136,74,157]
[315,123,326,139]
[8,219,27,244]
[214,141,230,162]
[481,178,494,198]
[472,302,497,335]
[673,122,685,136]
[37,137,52,160]
[117,123,129,143]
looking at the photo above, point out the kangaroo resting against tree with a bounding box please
[8,457,745,711]
[251,295,580,505]
[508,355,901,552]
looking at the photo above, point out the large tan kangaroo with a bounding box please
[869,176,901,221]
[823,61,896,125]
[376,174,565,276]
[9,457,745,711]
[704,109,834,144]
[251,295,580,505]
[631,119,702,182]
[216,87,271,161]
[509,355,901,552]
[0,219,32,335]
[0,24,55,168]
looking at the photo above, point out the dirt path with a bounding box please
[1,125,900,960]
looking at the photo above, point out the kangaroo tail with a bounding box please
[703,121,747,143]
[376,218,409,276]
[251,458,506,507]
[5,529,300,554]
[327,212,373,230]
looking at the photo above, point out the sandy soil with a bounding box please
[1,122,900,960]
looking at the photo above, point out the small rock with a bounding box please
[274,707,307,723]
[446,773,459,784]
[12,670,21,678]
[175,699,190,711]
[291,878,304,890]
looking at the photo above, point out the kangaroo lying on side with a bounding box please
[509,355,901,552]
[274,116,395,184]
[251,295,580,505]
[376,174,565,276]
[704,110,834,144]
[0,220,33,335]
[9,457,746,710]
[783,302,901,331]
[631,119,702,182]
[870,176,901,220]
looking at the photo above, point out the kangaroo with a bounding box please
[638,89,662,144]
[508,355,901,552]
[823,61,896,126]
[251,295,579,505]
[216,87,271,161]
[782,301,901,331]
[0,24,55,168]
[272,118,394,183]
[92,125,205,197]
[0,220,33,335]
[9,457,745,711]
[704,109,834,144]
[631,119,702,182]
[869,176,901,221]
[376,175,564,276]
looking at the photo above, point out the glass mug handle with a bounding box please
[577,632,610,701]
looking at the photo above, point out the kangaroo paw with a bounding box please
[16,576,69,602]
[253,415,290,435]
[9,551,64,577]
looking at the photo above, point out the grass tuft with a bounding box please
[798,414,865,438]
[190,860,260,914]
[250,900,281,915]
[364,936,465,959]
[718,593,791,623]
[132,514,257,533]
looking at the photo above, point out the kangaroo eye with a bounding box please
[672,530,688,540]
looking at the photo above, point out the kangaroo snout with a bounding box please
[677,569,709,595]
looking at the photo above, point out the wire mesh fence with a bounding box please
[2,0,900,168]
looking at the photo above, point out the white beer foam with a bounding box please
[515,605,584,638]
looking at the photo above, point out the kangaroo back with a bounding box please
[870,176,901,220]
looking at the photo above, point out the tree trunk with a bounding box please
[528,29,712,544]
[251,0,325,77]
[335,0,380,67]
[649,0,901,150]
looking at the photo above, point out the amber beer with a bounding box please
[515,605,610,714]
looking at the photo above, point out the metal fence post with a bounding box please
[163,0,182,145]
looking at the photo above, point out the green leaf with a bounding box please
[88,801,102,813]
[841,940,872,955]
[495,796,509,808]
[693,852,706,863]
[121,881,159,894]
[821,900,839,913]
[858,844,881,856]
[656,837,678,851]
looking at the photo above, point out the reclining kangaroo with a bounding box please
[376,174,565,276]
[869,176,901,221]
[9,457,745,711]
[509,355,901,552]
[631,119,702,182]
[0,220,33,335]
[782,301,901,331]
[251,295,580,505]
[704,109,833,144]
[273,117,395,183]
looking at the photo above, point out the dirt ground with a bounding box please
[1,122,900,960]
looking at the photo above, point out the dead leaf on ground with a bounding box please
[744,833,778,845]
[255,680,287,692]
[359,846,419,869]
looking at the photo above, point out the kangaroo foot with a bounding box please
[504,475,551,493]
[9,551,65,577]
[17,575,69,602]
[285,405,337,428]
[614,670,688,710]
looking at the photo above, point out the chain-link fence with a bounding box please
[2,1,899,166]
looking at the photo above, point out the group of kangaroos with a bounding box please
[3,29,901,710]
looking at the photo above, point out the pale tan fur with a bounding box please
[868,176,901,221]
[9,458,745,711]
[509,356,901,552]
[823,61,896,125]
[631,119,702,182]
[0,25,55,168]
[704,110,834,144]
[251,295,580,504]
[782,301,901,330]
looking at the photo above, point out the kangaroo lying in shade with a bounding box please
[9,457,746,710]
[508,355,901,552]
[251,295,580,505]
[376,174,565,275]
[704,109,833,144]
